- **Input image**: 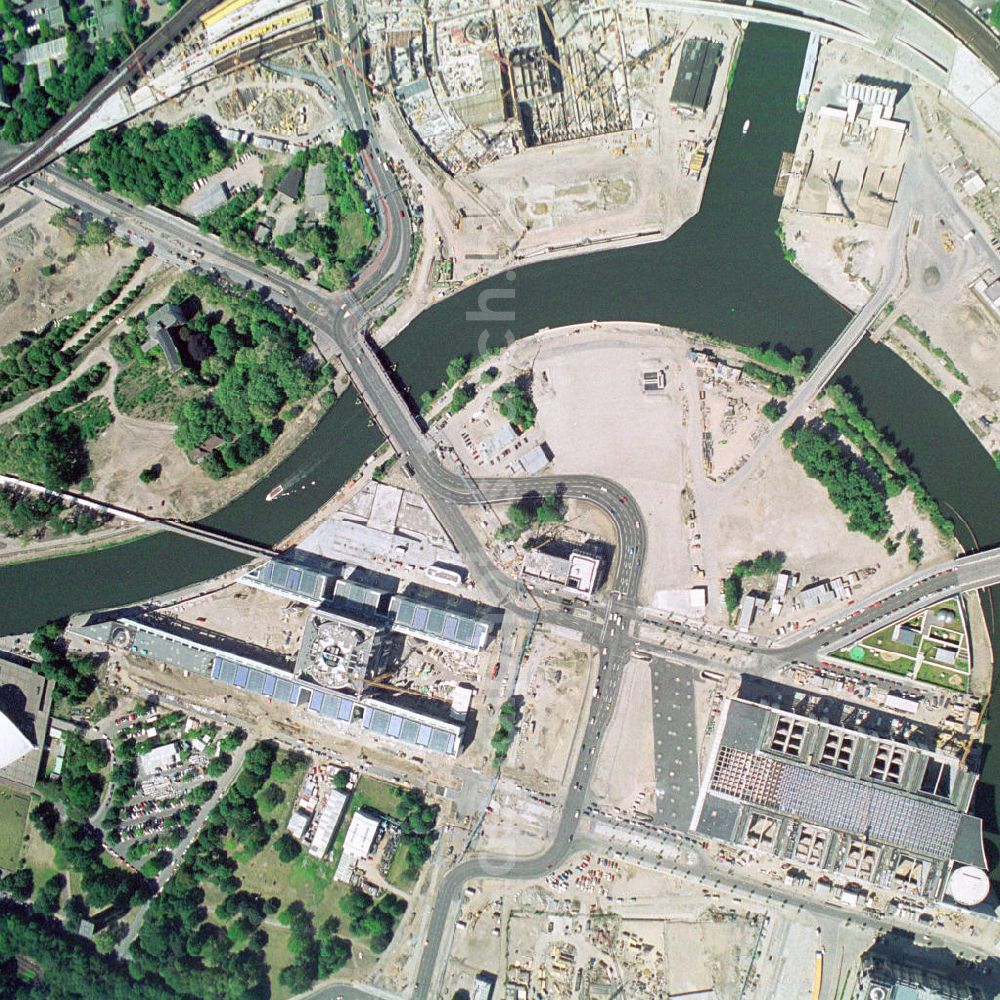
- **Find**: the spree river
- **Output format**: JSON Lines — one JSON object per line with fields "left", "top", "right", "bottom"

{"left": 4, "top": 25, "right": 1000, "bottom": 862}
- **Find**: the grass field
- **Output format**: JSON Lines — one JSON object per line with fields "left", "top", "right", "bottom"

{"left": 917, "top": 663, "right": 969, "bottom": 691}
{"left": 386, "top": 843, "right": 418, "bottom": 892}
{"left": 0, "top": 788, "right": 30, "bottom": 869}
{"left": 211, "top": 757, "right": 379, "bottom": 998}
{"left": 326, "top": 776, "right": 403, "bottom": 874}
{"left": 335, "top": 211, "right": 373, "bottom": 265}
{"left": 854, "top": 648, "right": 914, "bottom": 675}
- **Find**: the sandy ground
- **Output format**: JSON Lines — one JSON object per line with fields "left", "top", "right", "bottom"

{"left": 508, "top": 637, "right": 592, "bottom": 791}
{"left": 443, "top": 869, "right": 758, "bottom": 1000}
{"left": 505, "top": 326, "right": 693, "bottom": 599}
{"left": 0, "top": 191, "right": 140, "bottom": 341}
{"left": 590, "top": 659, "right": 657, "bottom": 816}
{"left": 442, "top": 323, "right": 954, "bottom": 624}
{"left": 370, "top": 17, "right": 742, "bottom": 347}
{"left": 710, "top": 437, "right": 955, "bottom": 618}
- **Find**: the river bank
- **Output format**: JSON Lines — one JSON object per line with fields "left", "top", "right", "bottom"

{"left": 3, "top": 22, "right": 1000, "bottom": 868}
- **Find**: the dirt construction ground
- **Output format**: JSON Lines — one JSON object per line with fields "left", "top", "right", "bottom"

{"left": 470, "top": 324, "right": 955, "bottom": 622}
{"left": 0, "top": 190, "right": 139, "bottom": 341}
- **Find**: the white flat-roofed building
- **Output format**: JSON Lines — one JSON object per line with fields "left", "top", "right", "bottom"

{"left": 138, "top": 742, "right": 179, "bottom": 778}
{"left": 450, "top": 685, "right": 474, "bottom": 720}
{"left": 308, "top": 789, "right": 348, "bottom": 858}
{"left": 0, "top": 712, "right": 33, "bottom": 771}
{"left": 287, "top": 805, "right": 313, "bottom": 841}
{"left": 334, "top": 808, "right": 382, "bottom": 881}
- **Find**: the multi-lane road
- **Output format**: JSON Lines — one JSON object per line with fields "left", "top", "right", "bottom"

{"left": 8, "top": 8, "right": 1000, "bottom": 997}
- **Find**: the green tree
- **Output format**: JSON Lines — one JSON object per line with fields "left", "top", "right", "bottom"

{"left": 260, "top": 783, "right": 286, "bottom": 811}
{"left": 275, "top": 833, "right": 301, "bottom": 863}
{"left": 449, "top": 384, "right": 474, "bottom": 414}
{"left": 445, "top": 355, "right": 470, "bottom": 386}
{"left": 492, "top": 379, "right": 537, "bottom": 428}
{"left": 341, "top": 128, "right": 361, "bottom": 155}
{"left": 0, "top": 868, "right": 33, "bottom": 901}
{"left": 33, "top": 873, "right": 66, "bottom": 916}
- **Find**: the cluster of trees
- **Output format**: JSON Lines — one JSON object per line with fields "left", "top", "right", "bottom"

{"left": 132, "top": 864, "right": 270, "bottom": 1000}
{"left": 67, "top": 119, "right": 231, "bottom": 206}
{"left": 761, "top": 399, "right": 786, "bottom": 422}
{"left": 276, "top": 901, "right": 352, "bottom": 992}
{"left": 29, "top": 621, "right": 99, "bottom": 704}
{"left": 417, "top": 349, "right": 502, "bottom": 414}
{"left": 33, "top": 872, "right": 66, "bottom": 916}
{"left": 0, "top": 485, "right": 108, "bottom": 540}
{"left": 498, "top": 491, "right": 563, "bottom": 542}
{"left": 277, "top": 136, "right": 376, "bottom": 290}
{"left": 782, "top": 423, "right": 892, "bottom": 540}
{"left": 131, "top": 745, "right": 304, "bottom": 998}
{"left": 493, "top": 378, "right": 537, "bottom": 429}
{"left": 491, "top": 700, "right": 521, "bottom": 763}
{"left": 822, "top": 384, "right": 953, "bottom": 538}
{"left": 0, "top": 867, "right": 33, "bottom": 900}
{"left": 0, "top": 0, "right": 148, "bottom": 144}
{"left": 161, "top": 277, "right": 322, "bottom": 479}
{"left": 743, "top": 361, "right": 794, "bottom": 397}
{"left": 723, "top": 551, "right": 785, "bottom": 615}
{"left": 210, "top": 740, "right": 278, "bottom": 856}
{"left": 201, "top": 188, "right": 305, "bottom": 277}
{"left": 718, "top": 340, "right": 808, "bottom": 378}
{"left": 339, "top": 886, "right": 407, "bottom": 953}
{"left": 0, "top": 900, "right": 182, "bottom": 1000}
{"left": 30, "top": 806, "right": 153, "bottom": 916}
{"left": 52, "top": 731, "right": 109, "bottom": 819}
{"left": 0, "top": 245, "right": 147, "bottom": 409}
{"left": 388, "top": 786, "right": 439, "bottom": 884}
{"left": 0, "top": 360, "right": 113, "bottom": 489}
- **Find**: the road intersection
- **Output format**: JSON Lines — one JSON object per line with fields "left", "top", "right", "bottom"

{"left": 7, "top": 14, "right": 1000, "bottom": 995}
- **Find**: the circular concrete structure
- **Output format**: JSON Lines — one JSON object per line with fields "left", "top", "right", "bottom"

{"left": 948, "top": 865, "right": 991, "bottom": 906}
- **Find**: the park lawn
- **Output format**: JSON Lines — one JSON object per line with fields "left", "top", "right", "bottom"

{"left": 863, "top": 632, "right": 921, "bottom": 658}
{"left": 386, "top": 842, "right": 418, "bottom": 892}
{"left": 19, "top": 802, "right": 58, "bottom": 886}
{"left": 335, "top": 211, "right": 373, "bottom": 264}
{"left": 841, "top": 648, "right": 914, "bottom": 676}
{"left": 917, "top": 663, "right": 969, "bottom": 691}
{"left": 0, "top": 788, "right": 30, "bottom": 869}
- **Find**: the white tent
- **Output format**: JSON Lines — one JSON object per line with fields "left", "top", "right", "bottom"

{"left": 0, "top": 711, "right": 33, "bottom": 770}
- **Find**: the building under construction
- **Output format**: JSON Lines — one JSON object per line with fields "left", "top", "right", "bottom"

{"left": 511, "top": 3, "right": 632, "bottom": 147}
{"left": 691, "top": 681, "right": 987, "bottom": 904}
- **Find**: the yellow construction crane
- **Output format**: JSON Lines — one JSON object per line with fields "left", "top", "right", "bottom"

{"left": 362, "top": 670, "right": 414, "bottom": 697}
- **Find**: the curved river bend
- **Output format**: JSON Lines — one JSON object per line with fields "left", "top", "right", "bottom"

{"left": 3, "top": 26, "right": 1000, "bottom": 863}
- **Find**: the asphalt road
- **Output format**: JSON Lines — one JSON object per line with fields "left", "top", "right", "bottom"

{"left": 15, "top": 12, "right": 1000, "bottom": 993}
